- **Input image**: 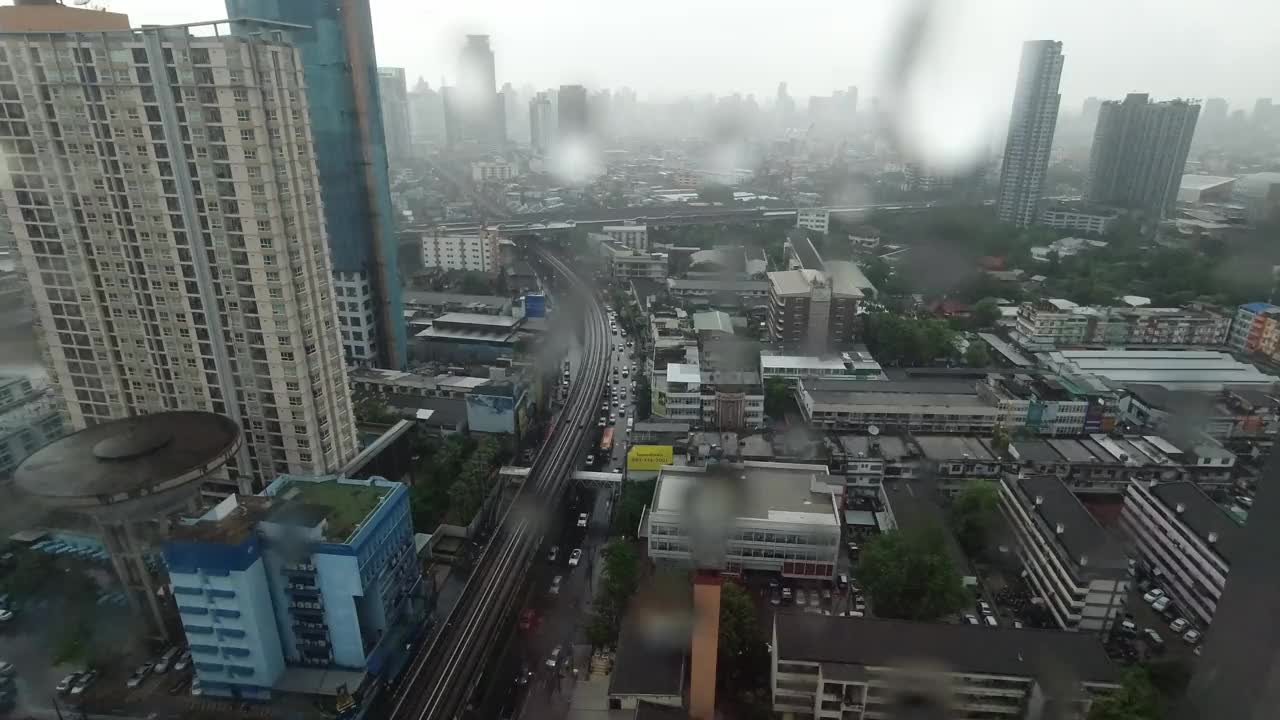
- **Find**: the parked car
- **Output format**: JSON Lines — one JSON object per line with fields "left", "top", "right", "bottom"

{"left": 1144, "top": 628, "right": 1164, "bottom": 648}
{"left": 190, "top": 677, "right": 202, "bottom": 696}
{"left": 549, "top": 575, "right": 563, "bottom": 595}
{"left": 978, "top": 600, "right": 993, "bottom": 616}
{"left": 56, "top": 672, "right": 82, "bottom": 696}
{"left": 155, "top": 646, "right": 181, "bottom": 674}
{"left": 769, "top": 590, "right": 781, "bottom": 606}
{"left": 1120, "top": 619, "right": 1138, "bottom": 636}
{"left": 984, "top": 615, "right": 998, "bottom": 627}
{"left": 795, "top": 589, "right": 807, "bottom": 607}
{"left": 837, "top": 574, "right": 849, "bottom": 589}
{"left": 577, "top": 513, "right": 589, "bottom": 528}
{"left": 173, "top": 649, "right": 192, "bottom": 672}
{"left": 547, "top": 546, "right": 559, "bottom": 563}
{"left": 0, "top": 609, "right": 13, "bottom": 622}
{"left": 808, "top": 592, "right": 820, "bottom": 609}
{"left": 781, "top": 587, "right": 793, "bottom": 604}
{"left": 1142, "top": 588, "right": 1165, "bottom": 604}
{"left": 569, "top": 549, "right": 583, "bottom": 567}
{"left": 126, "top": 662, "right": 154, "bottom": 689}
{"left": 1152, "top": 596, "right": 1172, "bottom": 613}
{"left": 1170, "top": 618, "right": 1189, "bottom": 634}
{"left": 167, "top": 675, "right": 191, "bottom": 695}
{"left": 546, "top": 645, "right": 562, "bottom": 668}
{"left": 0, "top": 662, "right": 12, "bottom": 677}
{"left": 964, "top": 614, "right": 980, "bottom": 625}
{"left": 70, "top": 671, "right": 97, "bottom": 697}
{"left": 1183, "top": 629, "right": 1202, "bottom": 644}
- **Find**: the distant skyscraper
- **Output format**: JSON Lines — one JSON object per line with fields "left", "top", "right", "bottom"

{"left": 226, "top": 0, "right": 406, "bottom": 369}
{"left": 0, "top": 16, "right": 359, "bottom": 494}
{"left": 1197, "top": 97, "right": 1229, "bottom": 143}
{"left": 407, "top": 77, "right": 445, "bottom": 146}
{"left": 1179, "top": 452, "right": 1280, "bottom": 720}
{"left": 529, "top": 92, "right": 556, "bottom": 153}
{"left": 776, "top": 81, "right": 795, "bottom": 129}
{"left": 1086, "top": 94, "right": 1199, "bottom": 218}
{"left": 377, "top": 67, "right": 411, "bottom": 165}
{"left": 448, "top": 34, "right": 503, "bottom": 146}
{"left": 1081, "top": 96, "right": 1102, "bottom": 127}
{"left": 557, "top": 84, "right": 589, "bottom": 141}
{"left": 996, "top": 40, "right": 1064, "bottom": 227}
{"left": 501, "top": 82, "right": 527, "bottom": 144}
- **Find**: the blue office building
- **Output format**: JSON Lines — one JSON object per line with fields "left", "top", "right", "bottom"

{"left": 163, "top": 475, "right": 423, "bottom": 700}
{"left": 226, "top": 0, "right": 406, "bottom": 369}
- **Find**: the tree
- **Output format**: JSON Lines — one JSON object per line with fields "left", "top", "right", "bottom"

{"left": 697, "top": 184, "right": 736, "bottom": 205}
{"left": 1089, "top": 668, "right": 1164, "bottom": 720}
{"left": 763, "top": 377, "right": 790, "bottom": 420}
{"left": 614, "top": 479, "right": 657, "bottom": 538}
{"left": 718, "top": 582, "right": 770, "bottom": 694}
{"left": 964, "top": 342, "right": 991, "bottom": 368}
{"left": 635, "top": 375, "right": 652, "bottom": 420}
{"left": 971, "top": 298, "right": 1001, "bottom": 328}
{"left": 861, "top": 256, "right": 892, "bottom": 289}
{"left": 601, "top": 540, "right": 640, "bottom": 605}
{"left": 354, "top": 395, "right": 398, "bottom": 425}
{"left": 857, "top": 527, "right": 968, "bottom": 620}
{"left": 950, "top": 481, "right": 1001, "bottom": 557}
{"left": 990, "top": 424, "right": 1011, "bottom": 454}
{"left": 457, "top": 271, "right": 493, "bottom": 295}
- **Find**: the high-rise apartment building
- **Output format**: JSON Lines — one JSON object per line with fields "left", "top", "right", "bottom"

{"left": 376, "top": 66, "right": 410, "bottom": 165}
{"left": 0, "top": 17, "right": 358, "bottom": 494}
{"left": 996, "top": 40, "right": 1064, "bottom": 227}
{"left": 557, "top": 84, "right": 589, "bottom": 141}
{"left": 529, "top": 91, "right": 555, "bottom": 153}
{"left": 1086, "top": 93, "right": 1199, "bottom": 218}
{"left": 445, "top": 34, "right": 503, "bottom": 146}
{"left": 226, "top": 0, "right": 406, "bottom": 370}
{"left": 406, "top": 76, "right": 444, "bottom": 147}
{"left": 1197, "top": 97, "right": 1228, "bottom": 144}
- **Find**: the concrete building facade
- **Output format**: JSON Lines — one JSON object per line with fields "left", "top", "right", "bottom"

{"left": 375, "top": 66, "right": 410, "bottom": 166}
{"left": 0, "top": 18, "right": 358, "bottom": 493}
{"left": 996, "top": 40, "right": 1064, "bottom": 227}
{"left": 1086, "top": 93, "right": 1199, "bottom": 218}
{"left": 420, "top": 230, "right": 501, "bottom": 273}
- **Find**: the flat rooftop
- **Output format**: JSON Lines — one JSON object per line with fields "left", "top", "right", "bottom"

{"left": 775, "top": 614, "right": 1120, "bottom": 684}
{"left": 652, "top": 461, "right": 838, "bottom": 525}
{"left": 1042, "top": 349, "right": 1276, "bottom": 390}
{"left": 914, "top": 435, "right": 996, "bottom": 462}
{"left": 269, "top": 478, "right": 392, "bottom": 543}
{"left": 1007, "top": 474, "right": 1127, "bottom": 576}
{"left": 1148, "top": 481, "right": 1242, "bottom": 563}
{"left": 431, "top": 312, "right": 521, "bottom": 328}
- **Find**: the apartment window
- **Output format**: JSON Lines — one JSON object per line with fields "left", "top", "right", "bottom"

{"left": 236, "top": 109, "right": 250, "bottom": 122}
{"left": 233, "top": 89, "right": 248, "bottom": 102}
{"left": 240, "top": 129, "right": 254, "bottom": 142}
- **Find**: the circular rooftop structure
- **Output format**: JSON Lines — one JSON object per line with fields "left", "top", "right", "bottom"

{"left": 15, "top": 411, "right": 241, "bottom": 517}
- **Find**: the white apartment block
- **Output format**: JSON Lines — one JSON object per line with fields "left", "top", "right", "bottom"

{"left": 999, "top": 474, "right": 1129, "bottom": 633}
{"left": 1011, "top": 299, "right": 1230, "bottom": 351}
{"left": 333, "top": 271, "right": 376, "bottom": 366}
{"left": 470, "top": 160, "right": 515, "bottom": 183}
{"left": 647, "top": 462, "right": 842, "bottom": 581}
{"left": 1038, "top": 204, "right": 1118, "bottom": 235}
{"left": 421, "top": 230, "right": 500, "bottom": 273}
{"left": 796, "top": 208, "right": 830, "bottom": 234}
{"left": 650, "top": 362, "right": 764, "bottom": 430}
{"left": 1120, "top": 481, "right": 1237, "bottom": 628}
{"left": 602, "top": 224, "right": 648, "bottom": 251}
{"left": 0, "top": 21, "right": 358, "bottom": 494}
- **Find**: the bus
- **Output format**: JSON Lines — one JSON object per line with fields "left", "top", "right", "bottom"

{"left": 600, "top": 427, "right": 614, "bottom": 454}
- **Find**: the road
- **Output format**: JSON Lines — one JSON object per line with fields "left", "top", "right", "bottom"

{"left": 385, "top": 248, "right": 610, "bottom": 720}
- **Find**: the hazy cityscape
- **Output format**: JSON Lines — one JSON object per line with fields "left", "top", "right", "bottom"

{"left": 0, "top": 1, "right": 1276, "bottom": 720}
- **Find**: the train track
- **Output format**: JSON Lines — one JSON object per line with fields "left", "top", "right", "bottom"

{"left": 386, "top": 248, "right": 609, "bottom": 720}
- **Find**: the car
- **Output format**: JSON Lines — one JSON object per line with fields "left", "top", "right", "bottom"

{"left": 597, "top": 419, "right": 606, "bottom": 427}
{"left": 984, "top": 615, "right": 998, "bottom": 627}
{"left": 1236, "top": 495, "right": 1255, "bottom": 508}
{"left": 190, "top": 677, "right": 202, "bottom": 696}
{"left": 515, "top": 665, "right": 532, "bottom": 686}
{"left": 1144, "top": 628, "right": 1164, "bottom": 648}
{"left": 1193, "top": 644, "right": 1203, "bottom": 656}
{"left": 845, "top": 610, "right": 865, "bottom": 618}
{"left": 1183, "top": 629, "right": 1202, "bottom": 644}
{"left": 795, "top": 589, "right": 806, "bottom": 606}
{"left": 808, "top": 592, "right": 820, "bottom": 609}
{"left": 769, "top": 591, "right": 781, "bottom": 606}
{"left": 847, "top": 542, "right": 860, "bottom": 555}
{"left": 569, "top": 549, "right": 583, "bottom": 567}
{"left": 781, "top": 587, "right": 793, "bottom": 603}
{"left": 0, "top": 609, "right": 13, "bottom": 622}
{"left": 586, "top": 454, "right": 595, "bottom": 466}
{"left": 578, "top": 512, "right": 589, "bottom": 527}
{"left": 0, "top": 662, "right": 12, "bottom": 678}
{"left": 167, "top": 675, "right": 191, "bottom": 696}
{"left": 70, "top": 671, "right": 97, "bottom": 697}
{"left": 547, "top": 645, "right": 563, "bottom": 668}
{"left": 547, "top": 546, "right": 559, "bottom": 563}
{"left": 617, "top": 408, "right": 626, "bottom": 417}
{"left": 978, "top": 600, "right": 993, "bottom": 616}
{"left": 964, "top": 614, "right": 980, "bottom": 625}
{"left": 57, "top": 672, "right": 82, "bottom": 695}
{"left": 1152, "top": 596, "right": 1172, "bottom": 613}
{"left": 1120, "top": 619, "right": 1138, "bottom": 636}
{"left": 155, "top": 646, "right": 181, "bottom": 674}
{"left": 126, "top": 662, "right": 154, "bottom": 689}
{"left": 1170, "top": 618, "right": 1189, "bottom": 634}
{"left": 549, "top": 575, "right": 563, "bottom": 595}
{"left": 837, "top": 574, "right": 849, "bottom": 589}
{"left": 1013, "top": 621, "right": 1024, "bottom": 629}
{"left": 1143, "top": 588, "right": 1165, "bottom": 604}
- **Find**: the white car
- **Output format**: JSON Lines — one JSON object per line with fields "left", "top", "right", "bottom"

{"left": 964, "top": 614, "right": 979, "bottom": 625}
{"left": 0, "top": 609, "right": 13, "bottom": 622}
{"left": 190, "top": 677, "right": 202, "bottom": 696}
{"left": 546, "top": 645, "right": 562, "bottom": 668}
{"left": 577, "top": 513, "right": 589, "bottom": 528}
{"left": 549, "top": 575, "right": 562, "bottom": 595}
{"left": 155, "top": 646, "right": 181, "bottom": 674}
{"left": 173, "top": 650, "right": 191, "bottom": 672}
{"left": 126, "top": 662, "right": 154, "bottom": 689}
{"left": 1152, "top": 596, "right": 1172, "bottom": 613}
{"left": 0, "top": 662, "right": 12, "bottom": 677}
{"left": 70, "top": 670, "right": 97, "bottom": 696}
{"left": 1183, "top": 629, "right": 1202, "bottom": 644}
{"left": 1142, "top": 588, "right": 1165, "bottom": 604}
{"left": 569, "top": 549, "right": 583, "bottom": 567}
{"left": 1170, "top": 618, "right": 1189, "bottom": 634}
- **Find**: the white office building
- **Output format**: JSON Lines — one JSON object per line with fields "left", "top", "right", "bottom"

{"left": 602, "top": 224, "right": 648, "bottom": 251}
{"left": 470, "top": 160, "right": 516, "bottom": 183}
{"left": 647, "top": 461, "right": 842, "bottom": 581}
{"left": 759, "top": 350, "right": 885, "bottom": 383}
{"left": 0, "top": 19, "right": 358, "bottom": 494}
{"left": 1038, "top": 203, "right": 1119, "bottom": 235}
{"left": 421, "top": 230, "right": 501, "bottom": 273}
{"left": 1120, "top": 480, "right": 1238, "bottom": 628}
{"left": 999, "top": 474, "right": 1129, "bottom": 633}
{"left": 796, "top": 208, "right": 830, "bottom": 234}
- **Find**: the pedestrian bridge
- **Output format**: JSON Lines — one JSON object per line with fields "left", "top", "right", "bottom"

{"left": 500, "top": 466, "right": 623, "bottom": 489}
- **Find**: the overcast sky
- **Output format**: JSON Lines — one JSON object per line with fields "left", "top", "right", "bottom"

{"left": 102, "top": 0, "right": 1277, "bottom": 111}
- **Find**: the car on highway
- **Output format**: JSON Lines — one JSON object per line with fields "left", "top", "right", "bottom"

{"left": 126, "top": 662, "right": 154, "bottom": 689}
{"left": 70, "top": 671, "right": 97, "bottom": 697}
{"left": 515, "top": 665, "right": 532, "bottom": 686}
{"left": 569, "top": 549, "right": 583, "bottom": 567}
{"left": 795, "top": 589, "right": 806, "bottom": 607}
{"left": 549, "top": 575, "right": 563, "bottom": 595}
{"left": 546, "top": 645, "right": 562, "bottom": 668}
{"left": 577, "top": 512, "right": 589, "bottom": 528}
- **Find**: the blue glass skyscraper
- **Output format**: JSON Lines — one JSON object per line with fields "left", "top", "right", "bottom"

{"left": 226, "top": 0, "right": 406, "bottom": 369}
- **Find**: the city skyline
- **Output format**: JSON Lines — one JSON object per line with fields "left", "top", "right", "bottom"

{"left": 101, "top": 0, "right": 1278, "bottom": 108}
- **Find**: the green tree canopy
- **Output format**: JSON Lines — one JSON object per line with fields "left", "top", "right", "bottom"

{"left": 718, "top": 581, "right": 770, "bottom": 696}
{"left": 763, "top": 377, "right": 791, "bottom": 420}
{"left": 861, "top": 313, "right": 959, "bottom": 367}
{"left": 950, "top": 480, "right": 1002, "bottom": 557}
{"left": 857, "top": 527, "right": 968, "bottom": 620}
{"left": 971, "top": 298, "right": 1002, "bottom": 328}
{"left": 964, "top": 342, "right": 992, "bottom": 368}
{"left": 1089, "top": 668, "right": 1164, "bottom": 720}
{"left": 614, "top": 479, "right": 657, "bottom": 538}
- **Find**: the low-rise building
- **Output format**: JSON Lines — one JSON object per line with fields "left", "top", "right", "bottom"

{"left": 646, "top": 461, "right": 842, "bottom": 581}
{"left": 998, "top": 474, "right": 1129, "bottom": 632}
{"left": 0, "top": 373, "right": 64, "bottom": 480}
{"left": 1119, "top": 384, "right": 1280, "bottom": 443}
{"left": 759, "top": 350, "right": 885, "bottom": 383}
{"left": 629, "top": 422, "right": 692, "bottom": 445}
{"left": 163, "top": 475, "right": 423, "bottom": 700}
{"left": 797, "top": 378, "right": 1002, "bottom": 434}
{"left": 796, "top": 208, "right": 830, "bottom": 234}
{"left": 420, "top": 229, "right": 501, "bottom": 273}
{"left": 1011, "top": 299, "right": 1231, "bottom": 351}
{"left": 771, "top": 614, "right": 1121, "bottom": 720}
{"left": 402, "top": 291, "right": 511, "bottom": 318}
{"left": 470, "top": 160, "right": 516, "bottom": 183}
{"left": 1039, "top": 349, "right": 1276, "bottom": 391}
{"left": 1008, "top": 433, "right": 1234, "bottom": 494}
{"left": 976, "top": 373, "right": 1117, "bottom": 436}
{"left": 1120, "top": 480, "right": 1239, "bottom": 628}
{"left": 666, "top": 278, "right": 770, "bottom": 306}
{"left": 603, "top": 223, "right": 649, "bottom": 251}
{"left": 412, "top": 312, "right": 525, "bottom": 363}
{"left": 1178, "top": 175, "right": 1236, "bottom": 206}
{"left": 1038, "top": 202, "right": 1120, "bottom": 235}
{"left": 1228, "top": 301, "right": 1280, "bottom": 355}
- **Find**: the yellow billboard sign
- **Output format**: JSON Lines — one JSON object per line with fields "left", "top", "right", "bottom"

{"left": 627, "top": 444, "right": 674, "bottom": 471}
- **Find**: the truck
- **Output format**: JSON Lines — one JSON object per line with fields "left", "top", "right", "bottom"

{"left": 600, "top": 427, "right": 614, "bottom": 454}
